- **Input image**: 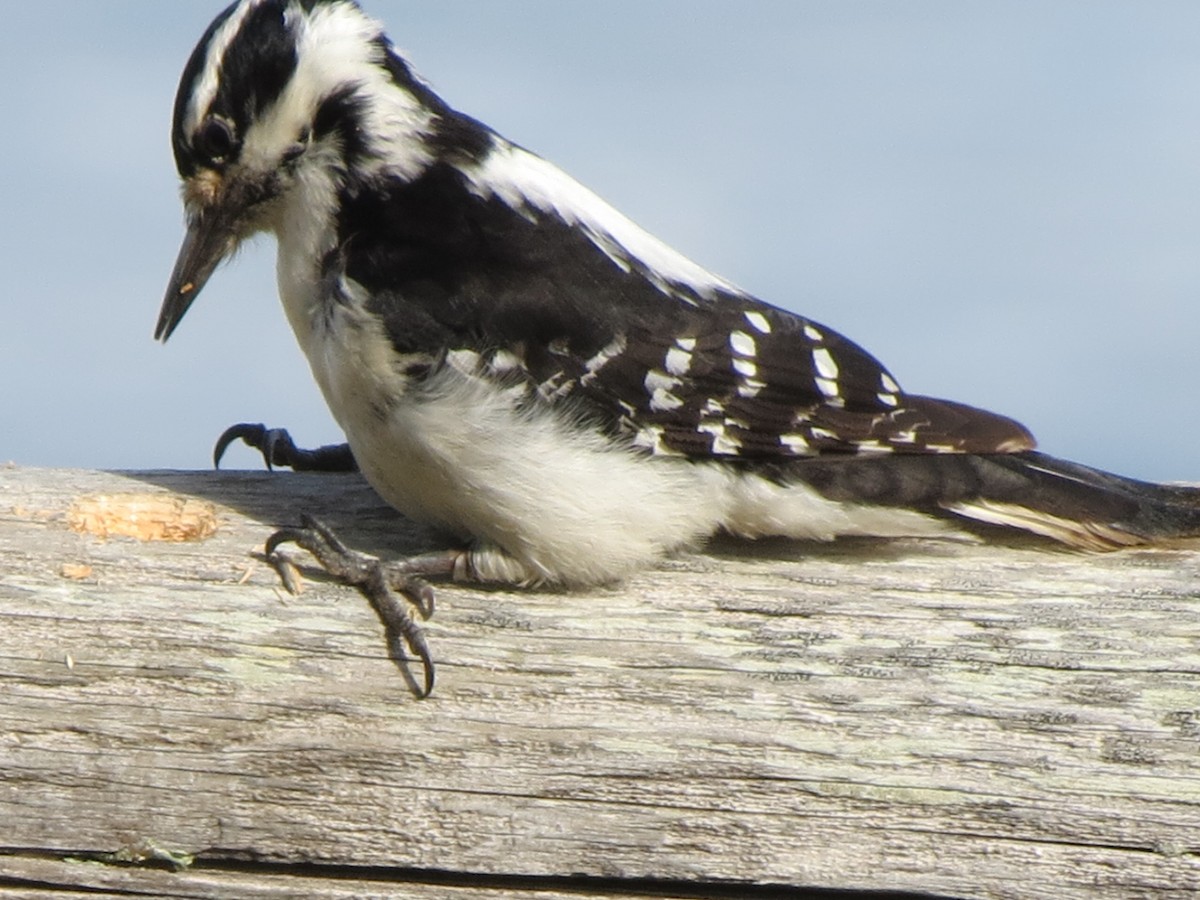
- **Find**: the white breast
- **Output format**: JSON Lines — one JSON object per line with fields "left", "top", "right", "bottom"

{"left": 327, "top": 329, "right": 734, "bottom": 583}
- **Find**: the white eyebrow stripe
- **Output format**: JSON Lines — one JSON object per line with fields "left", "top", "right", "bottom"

{"left": 185, "top": 0, "right": 264, "bottom": 136}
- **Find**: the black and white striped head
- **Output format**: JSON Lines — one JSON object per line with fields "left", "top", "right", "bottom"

{"left": 157, "top": 0, "right": 443, "bottom": 341}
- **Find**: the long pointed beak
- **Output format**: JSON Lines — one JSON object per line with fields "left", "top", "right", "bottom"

{"left": 156, "top": 205, "right": 238, "bottom": 342}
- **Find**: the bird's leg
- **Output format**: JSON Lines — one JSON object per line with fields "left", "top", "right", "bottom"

{"left": 266, "top": 514, "right": 460, "bottom": 698}
{"left": 214, "top": 423, "right": 358, "bottom": 472}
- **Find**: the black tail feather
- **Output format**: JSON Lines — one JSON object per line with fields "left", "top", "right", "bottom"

{"left": 784, "top": 450, "right": 1200, "bottom": 550}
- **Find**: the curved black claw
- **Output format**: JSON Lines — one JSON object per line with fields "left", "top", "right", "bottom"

{"left": 215, "top": 423, "right": 289, "bottom": 471}
{"left": 214, "top": 423, "right": 357, "bottom": 472}
{"left": 266, "top": 514, "right": 457, "bottom": 698}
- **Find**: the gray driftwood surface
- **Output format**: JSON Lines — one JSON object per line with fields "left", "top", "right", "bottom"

{"left": 2, "top": 465, "right": 1200, "bottom": 899}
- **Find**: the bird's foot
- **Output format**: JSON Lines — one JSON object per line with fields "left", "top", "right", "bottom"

{"left": 214, "top": 423, "right": 358, "bottom": 472}
{"left": 266, "top": 515, "right": 459, "bottom": 698}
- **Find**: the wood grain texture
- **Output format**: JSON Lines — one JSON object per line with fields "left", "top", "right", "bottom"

{"left": 2, "top": 464, "right": 1200, "bottom": 899}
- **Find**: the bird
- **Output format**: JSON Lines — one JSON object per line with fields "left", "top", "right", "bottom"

{"left": 159, "top": 0, "right": 1200, "bottom": 695}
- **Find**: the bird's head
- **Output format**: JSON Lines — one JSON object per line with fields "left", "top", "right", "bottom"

{"left": 156, "top": 0, "right": 440, "bottom": 341}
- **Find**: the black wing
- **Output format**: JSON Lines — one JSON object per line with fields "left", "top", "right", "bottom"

{"left": 334, "top": 154, "right": 1034, "bottom": 461}
{"left": 532, "top": 291, "right": 1037, "bottom": 460}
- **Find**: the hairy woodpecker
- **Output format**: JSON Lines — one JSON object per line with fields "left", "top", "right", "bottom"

{"left": 159, "top": 0, "right": 1200, "bottom": 694}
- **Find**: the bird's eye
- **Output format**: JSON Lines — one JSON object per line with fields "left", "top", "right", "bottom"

{"left": 194, "top": 117, "right": 237, "bottom": 165}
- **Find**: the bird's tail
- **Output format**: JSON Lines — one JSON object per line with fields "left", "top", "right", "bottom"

{"left": 788, "top": 450, "right": 1200, "bottom": 551}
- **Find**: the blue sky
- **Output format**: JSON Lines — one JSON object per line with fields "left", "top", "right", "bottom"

{"left": 3, "top": 2, "right": 1200, "bottom": 481}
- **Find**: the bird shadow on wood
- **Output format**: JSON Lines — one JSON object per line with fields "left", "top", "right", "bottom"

{"left": 118, "top": 469, "right": 443, "bottom": 559}
{"left": 119, "top": 469, "right": 1073, "bottom": 575}
{"left": 116, "top": 470, "right": 590, "bottom": 606}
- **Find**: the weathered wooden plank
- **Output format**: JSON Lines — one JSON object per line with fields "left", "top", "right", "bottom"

{"left": 2, "top": 465, "right": 1200, "bottom": 898}
{"left": 0, "top": 854, "right": 645, "bottom": 900}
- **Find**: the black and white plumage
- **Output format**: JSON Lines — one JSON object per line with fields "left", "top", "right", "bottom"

{"left": 159, "top": 1, "right": 1200, "bottom": 684}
